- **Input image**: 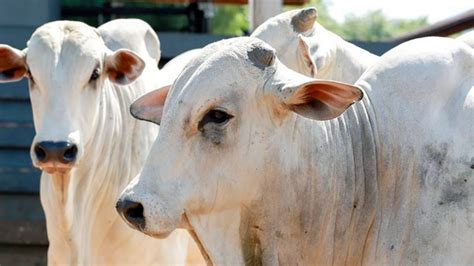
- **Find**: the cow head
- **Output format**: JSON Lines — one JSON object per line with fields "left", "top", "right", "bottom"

{"left": 252, "top": 7, "right": 335, "bottom": 79}
{"left": 0, "top": 21, "right": 144, "bottom": 174}
{"left": 116, "top": 37, "right": 362, "bottom": 239}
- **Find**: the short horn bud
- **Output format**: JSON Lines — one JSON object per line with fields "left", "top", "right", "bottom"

{"left": 247, "top": 42, "right": 276, "bottom": 70}
{"left": 291, "top": 7, "right": 318, "bottom": 33}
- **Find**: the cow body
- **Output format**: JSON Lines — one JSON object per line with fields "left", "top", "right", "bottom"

{"left": 118, "top": 36, "right": 473, "bottom": 265}
{"left": 457, "top": 30, "right": 474, "bottom": 48}
{"left": 252, "top": 7, "right": 379, "bottom": 83}
{"left": 160, "top": 49, "right": 202, "bottom": 87}
{"left": 355, "top": 37, "right": 473, "bottom": 264}
{"left": 0, "top": 20, "right": 198, "bottom": 265}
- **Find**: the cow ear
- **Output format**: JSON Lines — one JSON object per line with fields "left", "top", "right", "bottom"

{"left": 298, "top": 35, "right": 316, "bottom": 76}
{"left": 278, "top": 79, "right": 363, "bottom": 120}
{"left": 105, "top": 49, "right": 145, "bottom": 85}
{"left": 0, "top": 45, "right": 27, "bottom": 83}
{"left": 130, "top": 85, "right": 171, "bottom": 125}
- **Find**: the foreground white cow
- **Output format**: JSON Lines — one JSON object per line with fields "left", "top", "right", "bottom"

{"left": 252, "top": 7, "right": 379, "bottom": 83}
{"left": 456, "top": 30, "right": 474, "bottom": 48}
{"left": 118, "top": 36, "right": 474, "bottom": 264}
{"left": 0, "top": 20, "right": 200, "bottom": 264}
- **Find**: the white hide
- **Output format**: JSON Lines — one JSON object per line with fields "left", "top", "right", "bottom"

{"left": 0, "top": 20, "right": 200, "bottom": 265}
{"left": 98, "top": 18, "right": 163, "bottom": 91}
{"left": 252, "top": 7, "right": 379, "bottom": 83}
{"left": 120, "top": 36, "right": 474, "bottom": 264}
{"left": 160, "top": 49, "right": 202, "bottom": 86}
{"left": 456, "top": 30, "right": 474, "bottom": 48}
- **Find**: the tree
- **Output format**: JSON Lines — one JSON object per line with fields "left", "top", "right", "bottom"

{"left": 210, "top": 0, "right": 428, "bottom": 41}
{"left": 211, "top": 5, "right": 249, "bottom": 36}
{"left": 340, "top": 10, "right": 428, "bottom": 41}
{"left": 302, "top": 0, "right": 341, "bottom": 35}
{"left": 303, "top": 0, "right": 428, "bottom": 41}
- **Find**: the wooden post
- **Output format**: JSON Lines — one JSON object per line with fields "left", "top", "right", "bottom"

{"left": 248, "top": 0, "right": 283, "bottom": 32}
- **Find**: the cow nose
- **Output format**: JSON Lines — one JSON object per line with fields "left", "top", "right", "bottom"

{"left": 116, "top": 199, "right": 145, "bottom": 230}
{"left": 34, "top": 141, "right": 78, "bottom": 164}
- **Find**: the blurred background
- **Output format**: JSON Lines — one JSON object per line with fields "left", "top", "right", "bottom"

{"left": 0, "top": 0, "right": 472, "bottom": 264}
{"left": 58, "top": 0, "right": 473, "bottom": 38}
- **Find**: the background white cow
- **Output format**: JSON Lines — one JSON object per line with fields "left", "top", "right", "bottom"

{"left": 118, "top": 36, "right": 473, "bottom": 264}
{"left": 252, "top": 7, "right": 379, "bottom": 83}
{"left": 159, "top": 49, "right": 202, "bottom": 87}
{"left": 456, "top": 30, "right": 474, "bottom": 48}
{"left": 0, "top": 19, "right": 202, "bottom": 264}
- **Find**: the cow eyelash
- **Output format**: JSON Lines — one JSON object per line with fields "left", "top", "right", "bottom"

{"left": 90, "top": 68, "right": 101, "bottom": 82}
{"left": 198, "top": 109, "right": 234, "bottom": 131}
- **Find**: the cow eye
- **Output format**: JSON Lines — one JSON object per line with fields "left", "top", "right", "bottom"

{"left": 198, "top": 109, "right": 233, "bottom": 131}
{"left": 90, "top": 68, "right": 100, "bottom": 81}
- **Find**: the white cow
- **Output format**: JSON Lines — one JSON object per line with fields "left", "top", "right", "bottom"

{"left": 118, "top": 36, "right": 474, "bottom": 264}
{"left": 160, "top": 49, "right": 202, "bottom": 87}
{"left": 252, "top": 7, "right": 379, "bottom": 83}
{"left": 456, "top": 30, "right": 474, "bottom": 48}
{"left": 0, "top": 19, "right": 202, "bottom": 265}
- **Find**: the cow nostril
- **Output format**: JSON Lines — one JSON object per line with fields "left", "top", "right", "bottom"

{"left": 63, "top": 145, "right": 78, "bottom": 162}
{"left": 34, "top": 144, "right": 47, "bottom": 162}
{"left": 116, "top": 199, "right": 145, "bottom": 230}
{"left": 126, "top": 203, "right": 144, "bottom": 220}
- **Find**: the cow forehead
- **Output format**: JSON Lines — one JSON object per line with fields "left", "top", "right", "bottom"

{"left": 27, "top": 21, "right": 104, "bottom": 65}
{"left": 25, "top": 21, "right": 105, "bottom": 86}
{"left": 166, "top": 57, "right": 255, "bottom": 120}
{"left": 169, "top": 38, "right": 267, "bottom": 102}
{"left": 161, "top": 38, "right": 271, "bottom": 127}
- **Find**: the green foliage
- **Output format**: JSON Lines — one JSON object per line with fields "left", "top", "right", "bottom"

{"left": 389, "top": 16, "right": 429, "bottom": 37}
{"left": 301, "top": 0, "right": 341, "bottom": 35}
{"left": 299, "top": 0, "right": 428, "bottom": 41}
{"left": 340, "top": 10, "right": 428, "bottom": 41}
{"left": 211, "top": 5, "right": 249, "bottom": 36}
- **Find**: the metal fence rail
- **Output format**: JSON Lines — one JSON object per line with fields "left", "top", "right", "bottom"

{"left": 391, "top": 9, "right": 474, "bottom": 43}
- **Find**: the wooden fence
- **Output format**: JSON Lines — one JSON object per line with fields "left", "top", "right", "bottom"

{"left": 0, "top": 1, "right": 57, "bottom": 264}
{"left": 0, "top": 74, "right": 47, "bottom": 265}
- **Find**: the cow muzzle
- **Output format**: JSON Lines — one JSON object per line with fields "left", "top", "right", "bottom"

{"left": 33, "top": 141, "right": 78, "bottom": 173}
{"left": 116, "top": 197, "right": 188, "bottom": 239}
{"left": 116, "top": 198, "right": 146, "bottom": 231}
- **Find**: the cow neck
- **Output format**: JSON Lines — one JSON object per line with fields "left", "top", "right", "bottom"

{"left": 321, "top": 94, "right": 380, "bottom": 264}
{"left": 50, "top": 79, "right": 156, "bottom": 262}
{"left": 50, "top": 171, "right": 71, "bottom": 206}
{"left": 239, "top": 95, "right": 380, "bottom": 264}
{"left": 47, "top": 170, "right": 75, "bottom": 255}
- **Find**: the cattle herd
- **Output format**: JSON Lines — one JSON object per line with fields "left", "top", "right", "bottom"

{"left": 0, "top": 6, "right": 473, "bottom": 266}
